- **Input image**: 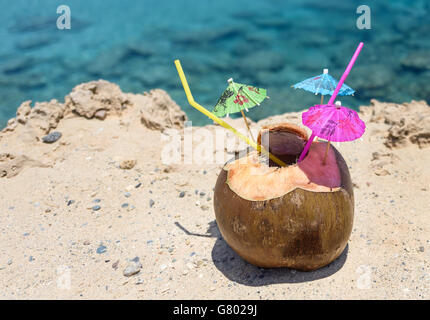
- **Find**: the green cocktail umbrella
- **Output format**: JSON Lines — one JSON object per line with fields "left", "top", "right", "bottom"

{"left": 212, "top": 78, "right": 268, "bottom": 141}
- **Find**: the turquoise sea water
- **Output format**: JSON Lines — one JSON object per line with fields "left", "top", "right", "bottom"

{"left": 0, "top": 0, "right": 429, "bottom": 127}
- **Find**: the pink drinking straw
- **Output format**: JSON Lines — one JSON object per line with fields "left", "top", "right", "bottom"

{"left": 297, "top": 42, "right": 364, "bottom": 163}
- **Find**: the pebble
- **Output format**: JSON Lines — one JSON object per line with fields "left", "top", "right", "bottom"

{"left": 120, "top": 159, "right": 136, "bottom": 170}
{"left": 135, "top": 182, "right": 142, "bottom": 188}
{"left": 94, "top": 109, "right": 107, "bottom": 120}
{"left": 179, "top": 191, "right": 186, "bottom": 198}
{"left": 83, "top": 240, "right": 91, "bottom": 245}
{"left": 93, "top": 199, "right": 101, "bottom": 203}
{"left": 123, "top": 261, "right": 142, "bottom": 277}
{"left": 136, "top": 278, "right": 144, "bottom": 285}
{"left": 126, "top": 185, "right": 134, "bottom": 192}
{"left": 199, "top": 191, "right": 206, "bottom": 197}
{"left": 42, "top": 131, "right": 62, "bottom": 144}
{"left": 121, "top": 203, "right": 129, "bottom": 208}
{"left": 92, "top": 205, "right": 101, "bottom": 211}
{"left": 7, "top": 259, "right": 12, "bottom": 265}
{"left": 124, "top": 192, "right": 131, "bottom": 198}
{"left": 149, "top": 199, "right": 155, "bottom": 207}
{"left": 97, "top": 245, "right": 107, "bottom": 254}
{"left": 419, "top": 246, "right": 425, "bottom": 252}
{"left": 67, "top": 200, "right": 75, "bottom": 206}
{"left": 112, "top": 260, "right": 119, "bottom": 270}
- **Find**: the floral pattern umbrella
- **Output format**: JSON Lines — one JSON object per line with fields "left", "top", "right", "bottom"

{"left": 213, "top": 78, "right": 268, "bottom": 141}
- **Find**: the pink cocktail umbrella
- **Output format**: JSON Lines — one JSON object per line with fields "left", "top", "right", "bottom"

{"left": 298, "top": 42, "right": 364, "bottom": 162}
{"left": 301, "top": 101, "right": 366, "bottom": 163}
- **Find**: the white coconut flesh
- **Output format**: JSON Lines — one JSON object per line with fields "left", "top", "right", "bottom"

{"left": 224, "top": 142, "right": 341, "bottom": 202}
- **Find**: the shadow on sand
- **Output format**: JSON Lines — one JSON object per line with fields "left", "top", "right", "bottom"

{"left": 175, "top": 220, "right": 348, "bottom": 286}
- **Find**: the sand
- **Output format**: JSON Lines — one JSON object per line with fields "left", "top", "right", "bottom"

{"left": 0, "top": 80, "right": 429, "bottom": 299}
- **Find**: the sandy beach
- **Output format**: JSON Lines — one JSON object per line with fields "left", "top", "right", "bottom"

{"left": 0, "top": 80, "right": 429, "bottom": 299}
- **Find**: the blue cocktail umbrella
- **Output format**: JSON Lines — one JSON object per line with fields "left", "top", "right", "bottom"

{"left": 292, "top": 69, "right": 355, "bottom": 104}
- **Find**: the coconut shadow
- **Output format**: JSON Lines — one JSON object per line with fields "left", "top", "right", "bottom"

{"left": 209, "top": 219, "right": 349, "bottom": 286}
{"left": 174, "top": 220, "right": 348, "bottom": 286}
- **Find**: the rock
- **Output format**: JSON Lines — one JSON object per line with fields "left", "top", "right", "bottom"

{"left": 120, "top": 159, "right": 136, "bottom": 170}
{"left": 83, "top": 240, "right": 90, "bottom": 245}
{"left": 15, "top": 101, "right": 31, "bottom": 124}
{"left": 139, "top": 89, "right": 187, "bottom": 131}
{"left": 112, "top": 260, "right": 119, "bottom": 270}
{"left": 96, "top": 245, "right": 107, "bottom": 254}
{"left": 123, "top": 261, "right": 142, "bottom": 277}
{"left": 366, "top": 100, "right": 430, "bottom": 149}
{"left": 42, "top": 131, "right": 62, "bottom": 144}
{"left": 0, "top": 153, "right": 49, "bottom": 178}
{"left": 3, "top": 99, "right": 66, "bottom": 135}
{"left": 121, "top": 203, "right": 129, "bottom": 208}
{"left": 29, "top": 100, "right": 67, "bottom": 134}
{"left": 124, "top": 192, "right": 131, "bottom": 198}
{"left": 94, "top": 110, "right": 107, "bottom": 120}
{"left": 65, "top": 80, "right": 130, "bottom": 119}
{"left": 149, "top": 199, "right": 155, "bottom": 208}
{"left": 374, "top": 169, "right": 390, "bottom": 176}
{"left": 179, "top": 191, "right": 185, "bottom": 198}
{"left": 92, "top": 205, "right": 101, "bottom": 211}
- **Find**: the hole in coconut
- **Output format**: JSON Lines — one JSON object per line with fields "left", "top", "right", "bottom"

{"left": 259, "top": 125, "right": 307, "bottom": 168}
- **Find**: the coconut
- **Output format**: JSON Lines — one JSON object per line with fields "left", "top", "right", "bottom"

{"left": 213, "top": 123, "right": 354, "bottom": 271}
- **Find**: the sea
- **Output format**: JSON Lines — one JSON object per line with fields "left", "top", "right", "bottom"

{"left": 0, "top": 0, "right": 429, "bottom": 127}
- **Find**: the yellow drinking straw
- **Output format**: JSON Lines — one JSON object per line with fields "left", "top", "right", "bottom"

{"left": 174, "top": 60, "right": 286, "bottom": 167}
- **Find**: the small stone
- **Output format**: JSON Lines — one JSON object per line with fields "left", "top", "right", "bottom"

{"left": 123, "top": 261, "right": 142, "bottom": 277}
{"left": 112, "top": 260, "right": 119, "bottom": 270}
{"left": 135, "top": 182, "right": 142, "bottom": 188}
{"left": 179, "top": 191, "right": 186, "bottom": 198}
{"left": 7, "top": 259, "right": 12, "bottom": 265}
{"left": 121, "top": 203, "right": 129, "bottom": 208}
{"left": 199, "top": 191, "right": 206, "bottom": 197}
{"left": 83, "top": 240, "right": 91, "bottom": 245}
{"left": 67, "top": 200, "right": 75, "bottom": 206}
{"left": 29, "top": 256, "right": 34, "bottom": 262}
{"left": 201, "top": 205, "right": 209, "bottom": 211}
{"left": 374, "top": 169, "right": 390, "bottom": 176}
{"left": 42, "top": 131, "right": 62, "bottom": 144}
{"left": 124, "top": 192, "right": 131, "bottom": 198}
{"left": 419, "top": 246, "right": 425, "bottom": 252}
{"left": 136, "top": 278, "right": 144, "bottom": 285}
{"left": 97, "top": 245, "right": 107, "bottom": 254}
{"left": 93, "top": 199, "right": 101, "bottom": 203}
{"left": 94, "top": 109, "right": 107, "bottom": 120}
{"left": 126, "top": 185, "right": 134, "bottom": 192}
{"left": 149, "top": 199, "right": 155, "bottom": 207}
{"left": 92, "top": 205, "right": 101, "bottom": 211}
{"left": 120, "top": 160, "right": 136, "bottom": 170}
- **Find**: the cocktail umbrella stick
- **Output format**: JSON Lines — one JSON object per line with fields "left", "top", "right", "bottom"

{"left": 322, "top": 101, "right": 341, "bottom": 165}
{"left": 174, "top": 60, "right": 287, "bottom": 167}
{"left": 240, "top": 109, "right": 255, "bottom": 141}
{"left": 322, "top": 141, "right": 330, "bottom": 165}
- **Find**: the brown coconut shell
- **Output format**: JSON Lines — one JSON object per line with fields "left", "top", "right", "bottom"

{"left": 213, "top": 123, "right": 354, "bottom": 271}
